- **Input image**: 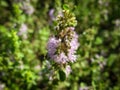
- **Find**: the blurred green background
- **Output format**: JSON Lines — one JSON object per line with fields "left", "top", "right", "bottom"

{"left": 0, "top": 0, "right": 120, "bottom": 90}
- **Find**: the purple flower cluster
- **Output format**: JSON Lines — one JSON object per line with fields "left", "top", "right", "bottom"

{"left": 47, "top": 27, "right": 79, "bottom": 64}
{"left": 22, "top": 2, "right": 34, "bottom": 15}
{"left": 48, "top": 9, "right": 55, "bottom": 25}
{"left": 18, "top": 24, "right": 28, "bottom": 39}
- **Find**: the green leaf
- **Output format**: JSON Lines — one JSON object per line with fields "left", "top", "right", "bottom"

{"left": 58, "top": 70, "right": 66, "bottom": 81}
{"left": 63, "top": 4, "right": 69, "bottom": 10}
{"left": 95, "top": 37, "right": 103, "bottom": 45}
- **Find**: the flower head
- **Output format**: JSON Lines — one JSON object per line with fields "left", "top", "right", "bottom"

{"left": 22, "top": 2, "right": 34, "bottom": 15}
{"left": 47, "top": 37, "right": 60, "bottom": 60}
{"left": 18, "top": 24, "right": 28, "bottom": 35}
{"left": 47, "top": 31, "right": 79, "bottom": 64}
{"left": 47, "top": 10, "right": 79, "bottom": 64}
{"left": 18, "top": 24, "right": 28, "bottom": 39}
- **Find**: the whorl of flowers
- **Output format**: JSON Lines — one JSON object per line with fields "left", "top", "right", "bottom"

{"left": 21, "top": 1, "right": 34, "bottom": 15}
{"left": 47, "top": 10, "right": 79, "bottom": 64}
{"left": 18, "top": 23, "right": 28, "bottom": 39}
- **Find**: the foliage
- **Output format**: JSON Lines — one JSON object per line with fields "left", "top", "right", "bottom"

{"left": 0, "top": 0, "right": 120, "bottom": 90}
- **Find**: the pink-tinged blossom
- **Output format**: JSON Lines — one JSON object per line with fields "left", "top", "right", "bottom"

{"left": 68, "top": 27, "right": 75, "bottom": 31}
{"left": 49, "top": 9, "right": 55, "bottom": 21}
{"left": 47, "top": 10, "right": 79, "bottom": 64}
{"left": 53, "top": 52, "right": 68, "bottom": 64}
{"left": 47, "top": 37, "right": 60, "bottom": 60}
{"left": 67, "top": 32, "right": 79, "bottom": 62}
{"left": 68, "top": 52, "right": 77, "bottom": 63}
{"left": 48, "top": 9, "right": 55, "bottom": 25}
{"left": 47, "top": 37, "right": 68, "bottom": 64}
{"left": 65, "top": 65, "right": 72, "bottom": 77}
{"left": 22, "top": 3, "right": 34, "bottom": 15}
{"left": 70, "top": 32, "right": 79, "bottom": 50}
{"left": 47, "top": 32, "right": 79, "bottom": 64}
{"left": 18, "top": 24, "right": 28, "bottom": 35}
{"left": 18, "top": 24, "right": 28, "bottom": 39}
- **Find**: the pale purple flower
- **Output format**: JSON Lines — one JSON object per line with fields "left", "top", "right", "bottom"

{"left": 18, "top": 24, "right": 28, "bottom": 35}
{"left": 68, "top": 52, "right": 77, "bottom": 62}
{"left": 70, "top": 32, "right": 79, "bottom": 50}
{"left": 47, "top": 37, "right": 60, "bottom": 60}
{"left": 22, "top": 3, "right": 34, "bottom": 15}
{"left": 68, "top": 27, "right": 75, "bottom": 31}
{"left": 49, "top": 9, "right": 55, "bottom": 25}
{"left": 18, "top": 24, "right": 28, "bottom": 39}
{"left": 47, "top": 37, "right": 68, "bottom": 64}
{"left": 49, "top": 9, "right": 55, "bottom": 21}
{"left": 65, "top": 65, "right": 72, "bottom": 77}
{"left": 67, "top": 32, "right": 79, "bottom": 62}
{"left": 53, "top": 52, "right": 68, "bottom": 64}
{"left": 47, "top": 31, "right": 79, "bottom": 64}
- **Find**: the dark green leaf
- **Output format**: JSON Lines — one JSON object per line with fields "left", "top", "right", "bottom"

{"left": 58, "top": 70, "right": 66, "bottom": 81}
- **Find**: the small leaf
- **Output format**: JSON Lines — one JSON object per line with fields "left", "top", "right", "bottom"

{"left": 58, "top": 70, "right": 66, "bottom": 81}
{"left": 95, "top": 37, "right": 103, "bottom": 45}
{"left": 63, "top": 4, "right": 69, "bottom": 10}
